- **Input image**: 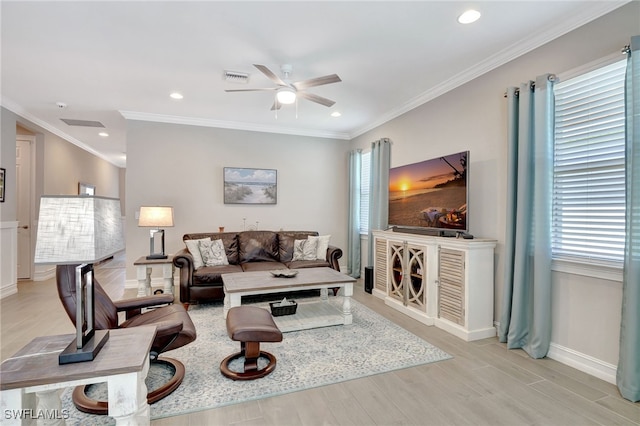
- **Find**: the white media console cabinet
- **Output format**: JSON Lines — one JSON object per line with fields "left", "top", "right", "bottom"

{"left": 372, "top": 229, "right": 496, "bottom": 341}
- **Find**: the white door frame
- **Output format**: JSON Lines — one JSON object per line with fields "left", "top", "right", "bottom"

{"left": 16, "top": 135, "right": 36, "bottom": 280}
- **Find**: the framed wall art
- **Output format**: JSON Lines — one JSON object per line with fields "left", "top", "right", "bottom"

{"left": 0, "top": 168, "right": 5, "bottom": 202}
{"left": 78, "top": 182, "right": 95, "bottom": 196}
{"left": 224, "top": 167, "right": 277, "bottom": 204}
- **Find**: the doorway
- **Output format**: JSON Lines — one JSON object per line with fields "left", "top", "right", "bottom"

{"left": 16, "top": 135, "right": 34, "bottom": 280}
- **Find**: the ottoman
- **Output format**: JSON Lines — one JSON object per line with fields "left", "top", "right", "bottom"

{"left": 220, "top": 306, "right": 283, "bottom": 380}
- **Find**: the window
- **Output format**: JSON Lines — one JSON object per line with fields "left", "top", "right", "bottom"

{"left": 360, "top": 151, "right": 371, "bottom": 235}
{"left": 552, "top": 59, "right": 626, "bottom": 264}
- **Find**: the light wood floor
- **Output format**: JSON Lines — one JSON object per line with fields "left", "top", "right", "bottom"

{"left": 2, "top": 254, "right": 638, "bottom": 426}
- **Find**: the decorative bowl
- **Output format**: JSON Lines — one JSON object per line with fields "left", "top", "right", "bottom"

{"left": 270, "top": 269, "right": 298, "bottom": 278}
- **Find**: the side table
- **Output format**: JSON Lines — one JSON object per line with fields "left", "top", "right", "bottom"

{"left": 0, "top": 326, "right": 156, "bottom": 426}
{"left": 134, "top": 255, "right": 175, "bottom": 297}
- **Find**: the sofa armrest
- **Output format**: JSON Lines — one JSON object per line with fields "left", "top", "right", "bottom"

{"left": 173, "top": 248, "right": 194, "bottom": 304}
{"left": 326, "top": 245, "right": 343, "bottom": 271}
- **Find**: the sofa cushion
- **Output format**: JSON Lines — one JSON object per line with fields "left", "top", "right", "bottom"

{"left": 193, "top": 264, "right": 243, "bottom": 286}
{"left": 286, "top": 259, "right": 331, "bottom": 269}
{"left": 308, "top": 235, "right": 331, "bottom": 260}
{"left": 238, "top": 231, "right": 279, "bottom": 263}
{"left": 185, "top": 237, "right": 210, "bottom": 270}
{"left": 199, "top": 239, "right": 229, "bottom": 266}
{"left": 278, "top": 231, "right": 319, "bottom": 262}
{"left": 184, "top": 232, "right": 239, "bottom": 265}
{"left": 241, "top": 262, "right": 288, "bottom": 272}
{"left": 293, "top": 238, "right": 318, "bottom": 261}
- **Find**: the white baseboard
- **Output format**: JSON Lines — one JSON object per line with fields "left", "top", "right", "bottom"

{"left": 547, "top": 342, "right": 617, "bottom": 385}
{"left": 494, "top": 320, "right": 617, "bottom": 384}
{"left": 33, "top": 266, "right": 55, "bottom": 282}
{"left": 1, "top": 283, "right": 18, "bottom": 299}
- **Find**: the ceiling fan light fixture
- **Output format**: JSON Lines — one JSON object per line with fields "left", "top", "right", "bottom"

{"left": 276, "top": 87, "right": 296, "bottom": 104}
{"left": 458, "top": 9, "right": 481, "bottom": 24}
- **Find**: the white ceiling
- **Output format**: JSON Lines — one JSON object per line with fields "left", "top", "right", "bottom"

{"left": 1, "top": 1, "right": 629, "bottom": 168}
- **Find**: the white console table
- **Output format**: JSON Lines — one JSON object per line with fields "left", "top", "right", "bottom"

{"left": 372, "top": 229, "right": 496, "bottom": 341}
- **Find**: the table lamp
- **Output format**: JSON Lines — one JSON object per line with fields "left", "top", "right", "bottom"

{"left": 34, "top": 195, "right": 124, "bottom": 364}
{"left": 138, "top": 206, "right": 174, "bottom": 259}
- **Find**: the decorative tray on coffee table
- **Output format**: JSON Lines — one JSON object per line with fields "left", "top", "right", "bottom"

{"left": 270, "top": 269, "right": 298, "bottom": 278}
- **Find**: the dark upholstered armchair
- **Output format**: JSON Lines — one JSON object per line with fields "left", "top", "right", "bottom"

{"left": 56, "top": 265, "right": 197, "bottom": 414}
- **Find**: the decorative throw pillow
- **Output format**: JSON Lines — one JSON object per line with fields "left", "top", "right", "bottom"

{"left": 292, "top": 238, "right": 319, "bottom": 261}
{"left": 185, "top": 237, "right": 210, "bottom": 270}
{"left": 308, "top": 235, "right": 331, "bottom": 260}
{"left": 199, "top": 239, "right": 229, "bottom": 267}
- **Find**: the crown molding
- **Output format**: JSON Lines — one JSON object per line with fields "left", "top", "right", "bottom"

{"left": 119, "top": 110, "right": 351, "bottom": 141}
{"left": 1, "top": 96, "right": 123, "bottom": 167}
{"left": 350, "top": 0, "right": 630, "bottom": 139}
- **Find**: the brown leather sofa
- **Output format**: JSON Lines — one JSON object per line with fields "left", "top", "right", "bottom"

{"left": 173, "top": 230, "right": 343, "bottom": 305}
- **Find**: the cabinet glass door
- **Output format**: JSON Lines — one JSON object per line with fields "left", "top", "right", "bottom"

{"left": 389, "top": 243, "right": 404, "bottom": 302}
{"left": 388, "top": 242, "right": 426, "bottom": 310}
{"left": 406, "top": 246, "right": 426, "bottom": 310}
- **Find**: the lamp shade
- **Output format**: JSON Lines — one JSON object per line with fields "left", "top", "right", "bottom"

{"left": 34, "top": 196, "right": 124, "bottom": 265}
{"left": 138, "top": 206, "right": 174, "bottom": 227}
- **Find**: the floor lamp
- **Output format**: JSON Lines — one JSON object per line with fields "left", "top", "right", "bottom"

{"left": 34, "top": 195, "right": 124, "bottom": 364}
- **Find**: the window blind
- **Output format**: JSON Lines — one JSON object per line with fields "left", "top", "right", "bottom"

{"left": 552, "top": 59, "right": 626, "bottom": 263}
{"left": 360, "top": 151, "right": 371, "bottom": 234}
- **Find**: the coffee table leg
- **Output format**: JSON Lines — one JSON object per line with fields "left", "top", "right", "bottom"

{"left": 342, "top": 282, "right": 353, "bottom": 325}
{"left": 223, "top": 294, "right": 230, "bottom": 319}
{"left": 320, "top": 287, "right": 328, "bottom": 301}
{"left": 223, "top": 294, "right": 242, "bottom": 319}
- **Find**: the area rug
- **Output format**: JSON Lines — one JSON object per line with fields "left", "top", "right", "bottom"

{"left": 61, "top": 297, "right": 452, "bottom": 424}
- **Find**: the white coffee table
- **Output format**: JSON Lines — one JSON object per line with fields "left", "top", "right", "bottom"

{"left": 222, "top": 268, "right": 356, "bottom": 332}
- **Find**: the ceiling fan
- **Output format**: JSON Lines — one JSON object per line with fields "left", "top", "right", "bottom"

{"left": 225, "top": 64, "right": 341, "bottom": 110}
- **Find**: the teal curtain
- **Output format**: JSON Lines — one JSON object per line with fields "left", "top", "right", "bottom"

{"left": 618, "top": 35, "right": 640, "bottom": 403}
{"left": 347, "top": 149, "right": 362, "bottom": 278}
{"left": 499, "top": 74, "right": 555, "bottom": 359}
{"left": 367, "top": 138, "right": 391, "bottom": 266}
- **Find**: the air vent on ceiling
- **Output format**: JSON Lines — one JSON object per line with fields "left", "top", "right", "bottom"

{"left": 60, "top": 119, "right": 105, "bottom": 128}
{"left": 223, "top": 70, "right": 249, "bottom": 84}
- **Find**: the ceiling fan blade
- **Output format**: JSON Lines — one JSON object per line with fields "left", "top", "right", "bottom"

{"left": 225, "top": 88, "right": 277, "bottom": 92}
{"left": 297, "top": 91, "right": 335, "bottom": 107}
{"left": 292, "top": 74, "right": 341, "bottom": 90}
{"left": 254, "top": 64, "right": 288, "bottom": 86}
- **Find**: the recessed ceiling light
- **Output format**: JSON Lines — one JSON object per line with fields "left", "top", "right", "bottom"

{"left": 458, "top": 9, "right": 481, "bottom": 24}
{"left": 98, "top": 132, "right": 109, "bottom": 137}
{"left": 331, "top": 111, "right": 341, "bottom": 117}
{"left": 170, "top": 92, "right": 184, "bottom": 100}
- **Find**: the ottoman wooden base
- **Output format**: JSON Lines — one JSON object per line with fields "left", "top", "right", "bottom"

{"left": 220, "top": 342, "right": 278, "bottom": 380}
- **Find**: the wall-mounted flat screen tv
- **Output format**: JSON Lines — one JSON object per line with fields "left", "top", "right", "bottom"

{"left": 388, "top": 151, "right": 468, "bottom": 232}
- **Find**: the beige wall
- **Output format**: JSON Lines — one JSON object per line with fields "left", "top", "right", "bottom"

{"left": 350, "top": 2, "right": 638, "bottom": 376}
{"left": 125, "top": 120, "right": 350, "bottom": 279}
{"left": 0, "top": 107, "right": 123, "bottom": 290}
{"left": 40, "top": 130, "right": 120, "bottom": 199}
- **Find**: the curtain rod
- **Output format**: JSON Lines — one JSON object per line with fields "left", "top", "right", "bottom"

{"left": 503, "top": 74, "right": 557, "bottom": 98}
{"left": 504, "top": 42, "right": 630, "bottom": 98}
